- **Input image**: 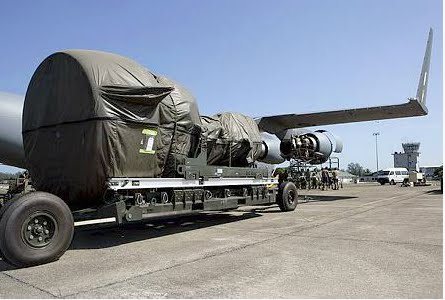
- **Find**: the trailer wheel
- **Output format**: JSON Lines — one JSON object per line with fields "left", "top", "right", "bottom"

{"left": 0, "top": 194, "right": 17, "bottom": 219}
{"left": 277, "top": 182, "right": 298, "bottom": 212}
{"left": 0, "top": 192, "right": 74, "bottom": 267}
{"left": 0, "top": 195, "right": 19, "bottom": 260}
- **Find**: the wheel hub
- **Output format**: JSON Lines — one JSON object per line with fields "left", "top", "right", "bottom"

{"left": 33, "top": 224, "right": 43, "bottom": 234}
{"left": 22, "top": 212, "right": 57, "bottom": 248}
{"left": 287, "top": 190, "right": 295, "bottom": 205}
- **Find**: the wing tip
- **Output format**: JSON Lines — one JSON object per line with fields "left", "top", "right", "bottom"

{"left": 415, "top": 28, "right": 433, "bottom": 106}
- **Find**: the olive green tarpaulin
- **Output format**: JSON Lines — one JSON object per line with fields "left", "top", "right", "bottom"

{"left": 23, "top": 50, "right": 264, "bottom": 208}
{"left": 23, "top": 50, "right": 201, "bottom": 208}
{"left": 201, "top": 112, "right": 263, "bottom": 166}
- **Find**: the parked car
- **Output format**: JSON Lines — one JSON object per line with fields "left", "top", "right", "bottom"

{"left": 377, "top": 168, "right": 409, "bottom": 185}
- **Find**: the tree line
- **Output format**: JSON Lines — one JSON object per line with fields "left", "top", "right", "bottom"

{"left": 346, "top": 162, "right": 373, "bottom": 177}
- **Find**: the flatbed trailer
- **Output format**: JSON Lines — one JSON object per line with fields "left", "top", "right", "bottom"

{"left": 0, "top": 153, "right": 298, "bottom": 268}
{"left": 73, "top": 176, "right": 281, "bottom": 226}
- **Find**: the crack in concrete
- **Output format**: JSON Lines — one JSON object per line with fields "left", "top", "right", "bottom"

{"left": 292, "top": 234, "right": 443, "bottom": 247}
{"left": 1, "top": 271, "right": 58, "bottom": 298}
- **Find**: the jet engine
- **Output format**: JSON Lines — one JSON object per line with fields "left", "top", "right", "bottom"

{"left": 258, "top": 132, "right": 285, "bottom": 164}
{"left": 258, "top": 129, "right": 342, "bottom": 165}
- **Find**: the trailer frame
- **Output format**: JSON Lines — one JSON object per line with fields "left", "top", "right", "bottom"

{"left": 0, "top": 145, "right": 298, "bottom": 268}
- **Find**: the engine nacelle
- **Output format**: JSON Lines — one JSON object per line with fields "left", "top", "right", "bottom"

{"left": 258, "top": 132, "right": 285, "bottom": 164}
{"left": 280, "top": 129, "right": 342, "bottom": 164}
{"left": 258, "top": 129, "right": 342, "bottom": 165}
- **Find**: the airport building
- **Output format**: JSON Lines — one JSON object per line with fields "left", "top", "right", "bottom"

{"left": 393, "top": 143, "right": 420, "bottom": 171}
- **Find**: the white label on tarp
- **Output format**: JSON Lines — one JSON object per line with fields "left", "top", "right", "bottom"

{"left": 146, "top": 136, "right": 154, "bottom": 152}
{"left": 139, "top": 129, "right": 157, "bottom": 154}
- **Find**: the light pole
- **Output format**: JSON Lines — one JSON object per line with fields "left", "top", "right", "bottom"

{"left": 373, "top": 132, "right": 380, "bottom": 173}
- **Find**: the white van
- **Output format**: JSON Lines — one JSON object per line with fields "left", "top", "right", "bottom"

{"left": 377, "top": 168, "right": 409, "bottom": 185}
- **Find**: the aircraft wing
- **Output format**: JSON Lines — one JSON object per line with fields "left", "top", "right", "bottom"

{"left": 256, "top": 98, "right": 428, "bottom": 134}
{"left": 256, "top": 28, "right": 433, "bottom": 134}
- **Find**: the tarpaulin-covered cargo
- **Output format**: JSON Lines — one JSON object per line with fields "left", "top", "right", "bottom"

{"left": 23, "top": 50, "right": 201, "bottom": 208}
{"left": 201, "top": 112, "right": 263, "bottom": 166}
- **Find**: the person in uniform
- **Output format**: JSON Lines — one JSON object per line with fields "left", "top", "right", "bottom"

{"left": 332, "top": 168, "right": 339, "bottom": 190}
{"left": 305, "top": 169, "right": 311, "bottom": 190}
{"left": 311, "top": 171, "right": 318, "bottom": 190}
{"left": 321, "top": 168, "right": 328, "bottom": 190}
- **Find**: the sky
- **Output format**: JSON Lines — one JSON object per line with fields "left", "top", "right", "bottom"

{"left": 0, "top": 0, "right": 442, "bottom": 173}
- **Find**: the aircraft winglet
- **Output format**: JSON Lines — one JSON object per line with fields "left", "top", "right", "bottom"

{"left": 415, "top": 28, "right": 433, "bottom": 106}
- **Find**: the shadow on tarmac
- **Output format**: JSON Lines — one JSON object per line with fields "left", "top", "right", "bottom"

{"left": 425, "top": 189, "right": 443, "bottom": 195}
{"left": 70, "top": 211, "right": 262, "bottom": 250}
{"left": 0, "top": 194, "right": 357, "bottom": 270}
{"left": 299, "top": 195, "right": 358, "bottom": 203}
{"left": 0, "top": 211, "right": 263, "bottom": 271}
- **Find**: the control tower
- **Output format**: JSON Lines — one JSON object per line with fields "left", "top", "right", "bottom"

{"left": 393, "top": 142, "right": 420, "bottom": 171}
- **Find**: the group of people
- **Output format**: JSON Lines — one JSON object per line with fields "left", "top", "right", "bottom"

{"left": 321, "top": 167, "right": 340, "bottom": 190}
{"left": 293, "top": 168, "right": 341, "bottom": 190}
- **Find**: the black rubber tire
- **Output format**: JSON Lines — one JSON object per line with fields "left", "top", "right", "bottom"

{"left": 277, "top": 182, "right": 298, "bottom": 212}
{"left": 379, "top": 181, "right": 385, "bottom": 185}
{"left": 390, "top": 179, "right": 395, "bottom": 185}
{"left": 0, "top": 192, "right": 74, "bottom": 268}
{"left": 0, "top": 195, "right": 17, "bottom": 220}
{"left": 0, "top": 196, "right": 17, "bottom": 262}
{"left": 0, "top": 194, "right": 25, "bottom": 262}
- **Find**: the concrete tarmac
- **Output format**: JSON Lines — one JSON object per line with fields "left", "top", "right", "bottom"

{"left": 0, "top": 184, "right": 442, "bottom": 298}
